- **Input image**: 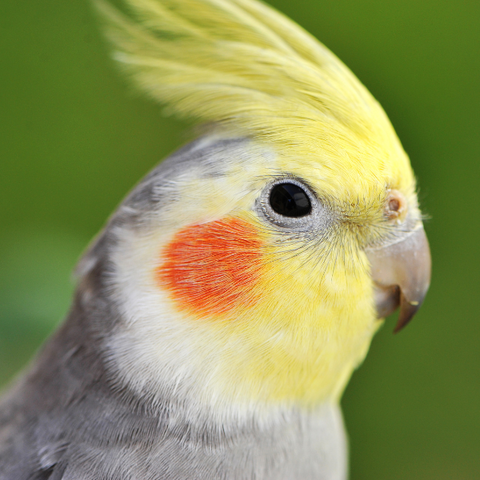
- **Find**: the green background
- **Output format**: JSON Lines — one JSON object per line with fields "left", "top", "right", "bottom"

{"left": 1, "top": 0, "right": 479, "bottom": 478}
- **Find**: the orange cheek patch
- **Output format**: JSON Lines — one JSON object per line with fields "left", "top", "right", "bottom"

{"left": 156, "top": 218, "right": 264, "bottom": 318}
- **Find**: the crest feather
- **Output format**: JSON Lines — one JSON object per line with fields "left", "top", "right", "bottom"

{"left": 96, "top": 0, "right": 406, "bottom": 174}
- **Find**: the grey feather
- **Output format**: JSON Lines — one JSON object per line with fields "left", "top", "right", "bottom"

{"left": 0, "top": 138, "right": 347, "bottom": 480}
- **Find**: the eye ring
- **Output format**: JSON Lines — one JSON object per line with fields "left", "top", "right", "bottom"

{"left": 258, "top": 177, "right": 326, "bottom": 231}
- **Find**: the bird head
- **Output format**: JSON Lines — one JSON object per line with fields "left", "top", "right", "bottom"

{"left": 85, "top": 0, "right": 430, "bottom": 415}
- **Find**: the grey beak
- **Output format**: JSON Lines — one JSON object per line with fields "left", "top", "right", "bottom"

{"left": 366, "top": 225, "right": 431, "bottom": 333}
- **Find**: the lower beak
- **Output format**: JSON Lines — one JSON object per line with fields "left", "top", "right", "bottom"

{"left": 366, "top": 225, "right": 431, "bottom": 333}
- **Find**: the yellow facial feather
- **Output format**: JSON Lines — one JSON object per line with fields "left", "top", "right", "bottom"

{"left": 208, "top": 213, "right": 379, "bottom": 406}
{"left": 147, "top": 158, "right": 382, "bottom": 406}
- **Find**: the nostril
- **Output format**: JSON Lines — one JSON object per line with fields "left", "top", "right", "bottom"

{"left": 389, "top": 198, "right": 400, "bottom": 212}
{"left": 385, "top": 189, "right": 407, "bottom": 221}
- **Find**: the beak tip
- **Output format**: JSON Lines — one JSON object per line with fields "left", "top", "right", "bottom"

{"left": 393, "top": 298, "right": 423, "bottom": 333}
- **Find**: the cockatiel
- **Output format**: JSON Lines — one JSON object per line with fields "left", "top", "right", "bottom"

{"left": 0, "top": 0, "right": 431, "bottom": 478}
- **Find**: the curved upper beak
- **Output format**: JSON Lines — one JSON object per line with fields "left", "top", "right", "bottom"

{"left": 366, "top": 225, "right": 431, "bottom": 333}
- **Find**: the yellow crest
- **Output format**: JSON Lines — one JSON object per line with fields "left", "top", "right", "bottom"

{"left": 96, "top": 0, "right": 414, "bottom": 200}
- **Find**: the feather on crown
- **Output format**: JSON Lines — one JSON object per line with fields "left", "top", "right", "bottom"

{"left": 96, "top": 0, "right": 407, "bottom": 174}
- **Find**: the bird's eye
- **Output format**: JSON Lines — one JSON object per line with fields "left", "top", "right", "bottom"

{"left": 269, "top": 183, "right": 312, "bottom": 217}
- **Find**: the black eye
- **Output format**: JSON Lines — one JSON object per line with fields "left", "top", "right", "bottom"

{"left": 269, "top": 183, "right": 312, "bottom": 218}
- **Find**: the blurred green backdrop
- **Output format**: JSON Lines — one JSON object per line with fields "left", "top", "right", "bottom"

{"left": 1, "top": 0, "right": 479, "bottom": 478}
